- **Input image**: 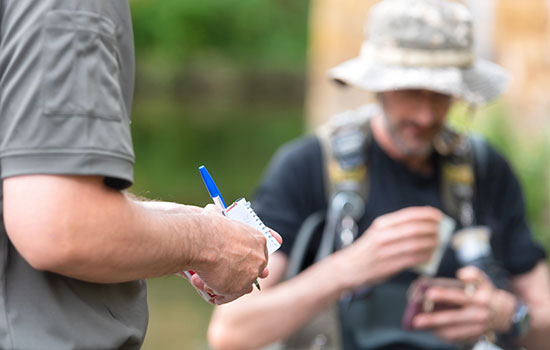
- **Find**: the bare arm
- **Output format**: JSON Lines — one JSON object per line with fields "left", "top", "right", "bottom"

{"left": 514, "top": 261, "right": 550, "bottom": 350}
{"left": 208, "top": 251, "right": 351, "bottom": 350}
{"left": 208, "top": 207, "right": 443, "bottom": 349}
{"left": 3, "top": 175, "right": 268, "bottom": 299}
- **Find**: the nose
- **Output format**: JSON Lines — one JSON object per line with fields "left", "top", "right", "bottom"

{"left": 414, "top": 95, "right": 437, "bottom": 127}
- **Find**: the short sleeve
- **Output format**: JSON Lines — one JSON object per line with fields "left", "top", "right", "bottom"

{"left": 0, "top": 2, "right": 135, "bottom": 189}
{"left": 476, "top": 143, "right": 546, "bottom": 276}
{"left": 253, "top": 137, "right": 327, "bottom": 256}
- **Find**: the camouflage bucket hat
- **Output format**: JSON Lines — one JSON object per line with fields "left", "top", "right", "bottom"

{"left": 329, "top": 0, "right": 509, "bottom": 106}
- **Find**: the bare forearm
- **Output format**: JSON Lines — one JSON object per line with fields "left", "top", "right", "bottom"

{"left": 518, "top": 289, "right": 550, "bottom": 350}
{"left": 521, "top": 307, "right": 550, "bottom": 350}
{"left": 209, "top": 253, "right": 349, "bottom": 350}
{"left": 4, "top": 176, "right": 212, "bottom": 283}
{"left": 49, "top": 194, "right": 205, "bottom": 282}
{"left": 208, "top": 207, "right": 445, "bottom": 349}
{"left": 513, "top": 261, "right": 550, "bottom": 350}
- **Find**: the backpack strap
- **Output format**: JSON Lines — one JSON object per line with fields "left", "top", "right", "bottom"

{"left": 470, "top": 133, "right": 489, "bottom": 181}
{"left": 280, "top": 110, "right": 490, "bottom": 350}
{"left": 315, "top": 104, "right": 378, "bottom": 259}
{"left": 318, "top": 104, "right": 378, "bottom": 202}
{"left": 437, "top": 127, "right": 488, "bottom": 227}
{"left": 284, "top": 210, "right": 326, "bottom": 280}
{"left": 317, "top": 107, "right": 488, "bottom": 243}
{"left": 279, "top": 106, "right": 376, "bottom": 350}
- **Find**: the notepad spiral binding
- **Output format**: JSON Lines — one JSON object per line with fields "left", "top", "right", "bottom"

{"left": 226, "top": 198, "right": 281, "bottom": 255}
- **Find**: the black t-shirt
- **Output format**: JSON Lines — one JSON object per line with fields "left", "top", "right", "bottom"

{"left": 254, "top": 135, "right": 545, "bottom": 276}
{"left": 253, "top": 134, "right": 546, "bottom": 349}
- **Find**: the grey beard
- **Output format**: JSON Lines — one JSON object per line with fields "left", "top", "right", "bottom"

{"left": 383, "top": 115, "right": 434, "bottom": 158}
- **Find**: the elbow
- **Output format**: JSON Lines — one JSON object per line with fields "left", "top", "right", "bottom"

{"left": 21, "top": 240, "right": 75, "bottom": 273}
{"left": 2, "top": 175, "right": 110, "bottom": 274}
{"left": 5, "top": 216, "right": 80, "bottom": 273}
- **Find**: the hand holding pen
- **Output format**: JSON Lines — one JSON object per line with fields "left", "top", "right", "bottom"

{"left": 180, "top": 166, "right": 281, "bottom": 304}
{"left": 198, "top": 166, "right": 262, "bottom": 291}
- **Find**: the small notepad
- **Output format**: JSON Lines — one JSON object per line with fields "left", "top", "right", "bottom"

{"left": 225, "top": 198, "right": 281, "bottom": 255}
{"left": 178, "top": 198, "right": 280, "bottom": 303}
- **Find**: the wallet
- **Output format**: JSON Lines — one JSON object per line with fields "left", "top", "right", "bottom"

{"left": 402, "top": 276, "right": 465, "bottom": 330}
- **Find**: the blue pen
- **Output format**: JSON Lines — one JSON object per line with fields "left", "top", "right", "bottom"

{"left": 199, "top": 165, "right": 261, "bottom": 291}
{"left": 199, "top": 165, "right": 227, "bottom": 214}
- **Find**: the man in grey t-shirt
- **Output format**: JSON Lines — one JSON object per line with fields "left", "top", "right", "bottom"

{"left": 0, "top": 1, "right": 274, "bottom": 349}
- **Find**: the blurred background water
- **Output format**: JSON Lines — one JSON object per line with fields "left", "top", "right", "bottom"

{"left": 128, "top": 1, "right": 549, "bottom": 349}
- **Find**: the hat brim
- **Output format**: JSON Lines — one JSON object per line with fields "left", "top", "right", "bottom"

{"left": 328, "top": 56, "right": 509, "bottom": 106}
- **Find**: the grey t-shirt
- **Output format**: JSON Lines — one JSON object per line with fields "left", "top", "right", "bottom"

{"left": 0, "top": 1, "right": 147, "bottom": 349}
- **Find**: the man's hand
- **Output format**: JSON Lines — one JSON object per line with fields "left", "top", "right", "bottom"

{"left": 337, "top": 206, "right": 442, "bottom": 289}
{"left": 187, "top": 205, "right": 282, "bottom": 305}
{"left": 412, "top": 266, "right": 517, "bottom": 343}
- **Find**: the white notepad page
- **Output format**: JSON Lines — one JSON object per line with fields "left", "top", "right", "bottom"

{"left": 225, "top": 198, "right": 281, "bottom": 255}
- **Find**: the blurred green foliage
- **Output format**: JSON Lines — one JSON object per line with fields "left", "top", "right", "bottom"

{"left": 132, "top": 0, "right": 309, "bottom": 72}
{"left": 131, "top": 98, "right": 304, "bottom": 206}
{"left": 143, "top": 277, "right": 214, "bottom": 350}
{"left": 130, "top": 0, "right": 310, "bottom": 206}
{"left": 128, "top": 1, "right": 548, "bottom": 350}
{"left": 130, "top": 1, "right": 309, "bottom": 349}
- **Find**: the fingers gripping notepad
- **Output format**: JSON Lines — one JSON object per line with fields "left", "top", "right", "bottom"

{"left": 179, "top": 166, "right": 280, "bottom": 302}
{"left": 225, "top": 198, "right": 281, "bottom": 255}
{"left": 178, "top": 197, "right": 280, "bottom": 303}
